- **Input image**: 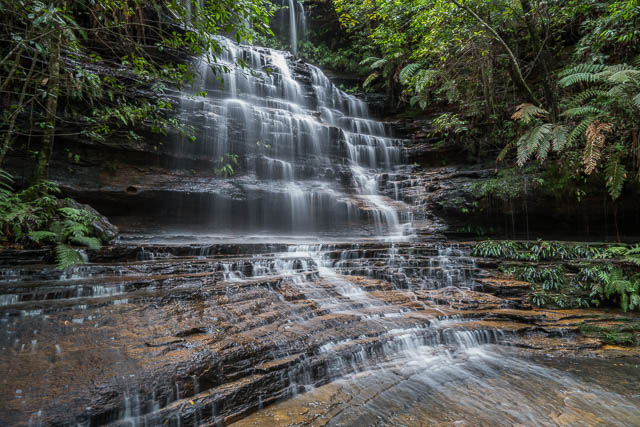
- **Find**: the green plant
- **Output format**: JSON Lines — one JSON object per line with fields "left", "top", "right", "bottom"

{"left": 592, "top": 268, "right": 640, "bottom": 312}
{"left": 29, "top": 207, "right": 102, "bottom": 270}
{"left": 0, "top": 171, "right": 59, "bottom": 241}
{"left": 531, "top": 293, "right": 548, "bottom": 307}
{"left": 472, "top": 240, "right": 519, "bottom": 258}
{"left": 214, "top": 153, "right": 239, "bottom": 177}
{"left": 1, "top": 169, "right": 103, "bottom": 269}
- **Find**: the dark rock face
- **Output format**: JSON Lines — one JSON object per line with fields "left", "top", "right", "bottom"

{"left": 1, "top": 241, "right": 636, "bottom": 426}
{"left": 63, "top": 198, "right": 119, "bottom": 242}
{"left": 7, "top": 41, "right": 413, "bottom": 237}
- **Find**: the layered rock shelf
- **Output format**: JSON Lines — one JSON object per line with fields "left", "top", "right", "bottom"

{"left": 2, "top": 241, "right": 638, "bottom": 425}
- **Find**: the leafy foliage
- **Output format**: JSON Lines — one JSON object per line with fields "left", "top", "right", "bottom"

{"left": 477, "top": 239, "right": 640, "bottom": 312}
{"left": 0, "top": 0, "right": 272, "bottom": 176}
{"left": 0, "top": 170, "right": 104, "bottom": 269}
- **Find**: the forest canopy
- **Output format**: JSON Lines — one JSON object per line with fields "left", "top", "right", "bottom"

{"left": 330, "top": 0, "right": 640, "bottom": 203}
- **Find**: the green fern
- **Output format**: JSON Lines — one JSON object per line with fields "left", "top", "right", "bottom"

{"left": 604, "top": 157, "right": 627, "bottom": 200}
{"left": 558, "top": 64, "right": 607, "bottom": 78}
{"left": 55, "top": 243, "right": 84, "bottom": 270}
{"left": 399, "top": 63, "right": 422, "bottom": 84}
{"left": 624, "top": 245, "right": 640, "bottom": 266}
{"left": 28, "top": 230, "right": 58, "bottom": 243}
{"left": 550, "top": 125, "right": 569, "bottom": 152}
{"left": 561, "top": 106, "right": 603, "bottom": 119}
{"left": 559, "top": 72, "right": 602, "bottom": 87}
{"left": 363, "top": 72, "right": 380, "bottom": 87}
{"left": 565, "top": 89, "right": 610, "bottom": 108}
{"left": 70, "top": 235, "right": 102, "bottom": 250}
{"left": 369, "top": 58, "right": 388, "bottom": 70}
{"left": 516, "top": 123, "right": 553, "bottom": 166}
{"left": 359, "top": 56, "right": 381, "bottom": 67}
{"left": 567, "top": 116, "right": 598, "bottom": 147}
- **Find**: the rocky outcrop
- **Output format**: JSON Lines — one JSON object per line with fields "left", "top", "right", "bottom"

{"left": 1, "top": 241, "right": 637, "bottom": 426}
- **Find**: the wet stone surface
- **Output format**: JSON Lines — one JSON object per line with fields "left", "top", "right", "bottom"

{"left": 2, "top": 241, "right": 639, "bottom": 426}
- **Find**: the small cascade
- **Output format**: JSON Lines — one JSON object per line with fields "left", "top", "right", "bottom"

{"left": 3, "top": 241, "right": 640, "bottom": 425}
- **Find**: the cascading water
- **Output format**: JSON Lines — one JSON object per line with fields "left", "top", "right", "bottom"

{"left": 278, "top": 0, "right": 306, "bottom": 54}
{"left": 175, "top": 36, "right": 412, "bottom": 237}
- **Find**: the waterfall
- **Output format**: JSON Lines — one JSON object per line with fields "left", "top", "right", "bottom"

{"left": 288, "top": 0, "right": 298, "bottom": 54}
{"left": 280, "top": 0, "right": 305, "bottom": 55}
{"left": 176, "top": 36, "right": 412, "bottom": 238}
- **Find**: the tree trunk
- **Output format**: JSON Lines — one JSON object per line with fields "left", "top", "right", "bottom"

{"left": 32, "top": 31, "right": 62, "bottom": 183}
{"left": 519, "top": 0, "right": 559, "bottom": 121}
{"left": 450, "top": 0, "right": 538, "bottom": 105}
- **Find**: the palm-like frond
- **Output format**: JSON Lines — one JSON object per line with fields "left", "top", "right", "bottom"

{"left": 71, "top": 235, "right": 102, "bottom": 250}
{"left": 370, "top": 58, "right": 388, "bottom": 70}
{"left": 559, "top": 72, "right": 603, "bottom": 87}
{"left": 550, "top": 125, "right": 569, "bottom": 152}
{"left": 567, "top": 116, "right": 598, "bottom": 147}
{"left": 558, "top": 64, "right": 607, "bottom": 78}
{"left": 359, "top": 56, "right": 381, "bottom": 67}
{"left": 606, "top": 69, "right": 640, "bottom": 84}
{"left": 516, "top": 123, "right": 553, "bottom": 166}
{"left": 565, "top": 89, "right": 610, "bottom": 108}
{"left": 605, "top": 156, "right": 627, "bottom": 200}
{"left": 363, "top": 72, "right": 380, "bottom": 88}
{"left": 561, "top": 106, "right": 603, "bottom": 119}
{"left": 28, "top": 230, "right": 58, "bottom": 243}
{"left": 399, "top": 63, "right": 422, "bottom": 84}
{"left": 511, "top": 103, "right": 548, "bottom": 123}
{"left": 55, "top": 243, "right": 83, "bottom": 270}
{"left": 583, "top": 121, "right": 612, "bottom": 175}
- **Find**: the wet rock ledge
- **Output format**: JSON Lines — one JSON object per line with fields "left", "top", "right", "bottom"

{"left": 1, "top": 242, "right": 638, "bottom": 426}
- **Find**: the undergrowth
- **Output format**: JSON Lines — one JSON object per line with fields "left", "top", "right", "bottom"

{"left": 0, "top": 170, "right": 103, "bottom": 269}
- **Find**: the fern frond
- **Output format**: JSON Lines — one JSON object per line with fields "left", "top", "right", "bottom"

{"left": 568, "top": 116, "right": 599, "bottom": 147}
{"left": 583, "top": 121, "right": 612, "bottom": 175}
{"left": 55, "top": 243, "right": 83, "bottom": 270}
{"left": 497, "top": 141, "right": 515, "bottom": 162}
{"left": 359, "top": 56, "right": 381, "bottom": 67}
{"left": 511, "top": 103, "right": 548, "bottom": 123}
{"left": 64, "top": 221, "right": 90, "bottom": 237}
{"left": 550, "top": 125, "right": 569, "bottom": 152}
{"left": 558, "top": 64, "right": 607, "bottom": 78}
{"left": 516, "top": 123, "right": 553, "bottom": 166}
{"left": 363, "top": 72, "right": 380, "bottom": 87}
{"left": 399, "top": 63, "right": 422, "bottom": 84}
{"left": 28, "top": 230, "right": 58, "bottom": 243}
{"left": 559, "top": 72, "right": 603, "bottom": 88}
{"left": 606, "top": 84, "right": 628, "bottom": 98}
{"left": 370, "top": 58, "right": 388, "bottom": 70}
{"left": 71, "top": 235, "right": 102, "bottom": 250}
{"left": 565, "top": 89, "right": 610, "bottom": 108}
{"left": 561, "top": 106, "right": 603, "bottom": 119}
{"left": 414, "top": 69, "right": 437, "bottom": 92}
{"left": 605, "top": 156, "right": 627, "bottom": 200}
{"left": 633, "top": 92, "right": 640, "bottom": 108}
{"left": 606, "top": 69, "right": 640, "bottom": 84}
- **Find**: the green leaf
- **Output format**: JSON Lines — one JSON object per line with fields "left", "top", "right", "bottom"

{"left": 55, "top": 243, "right": 84, "bottom": 270}
{"left": 604, "top": 157, "right": 627, "bottom": 200}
